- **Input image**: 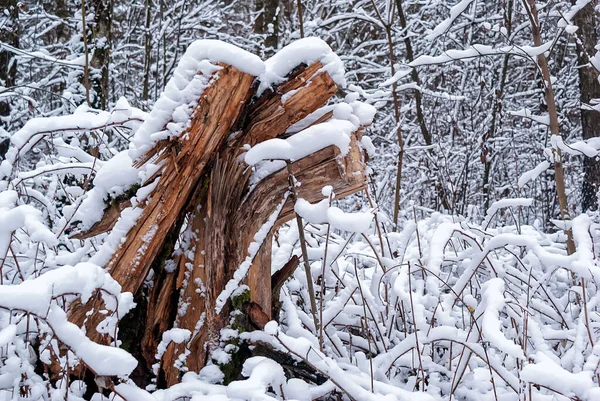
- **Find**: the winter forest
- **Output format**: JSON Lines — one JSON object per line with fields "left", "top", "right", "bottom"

{"left": 1, "top": 0, "right": 600, "bottom": 400}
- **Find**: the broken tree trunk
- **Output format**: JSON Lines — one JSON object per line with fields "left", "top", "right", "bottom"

{"left": 67, "top": 41, "right": 370, "bottom": 387}
{"left": 68, "top": 64, "right": 256, "bottom": 340}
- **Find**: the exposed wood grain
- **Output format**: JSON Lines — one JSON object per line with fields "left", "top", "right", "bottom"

{"left": 68, "top": 63, "right": 336, "bottom": 242}
{"left": 69, "top": 64, "right": 256, "bottom": 342}
{"left": 160, "top": 198, "right": 209, "bottom": 386}
{"left": 247, "top": 232, "right": 273, "bottom": 319}
{"left": 66, "top": 55, "right": 369, "bottom": 388}
{"left": 70, "top": 199, "right": 130, "bottom": 240}
{"left": 160, "top": 140, "right": 365, "bottom": 383}
{"left": 247, "top": 302, "right": 270, "bottom": 329}
{"left": 271, "top": 256, "right": 300, "bottom": 297}
{"left": 140, "top": 259, "right": 179, "bottom": 370}
{"left": 239, "top": 62, "right": 337, "bottom": 147}
{"left": 159, "top": 62, "right": 342, "bottom": 381}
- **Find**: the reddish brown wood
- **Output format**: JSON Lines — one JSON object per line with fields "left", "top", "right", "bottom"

{"left": 248, "top": 232, "right": 273, "bottom": 319}
{"left": 69, "top": 64, "right": 256, "bottom": 343}
{"left": 159, "top": 139, "right": 366, "bottom": 383}
{"left": 140, "top": 258, "right": 179, "bottom": 369}
{"left": 158, "top": 63, "right": 351, "bottom": 382}
{"left": 66, "top": 53, "right": 369, "bottom": 388}
{"left": 271, "top": 256, "right": 300, "bottom": 296}
{"left": 240, "top": 62, "right": 337, "bottom": 147}
{"left": 248, "top": 302, "right": 270, "bottom": 329}
{"left": 160, "top": 200, "right": 209, "bottom": 385}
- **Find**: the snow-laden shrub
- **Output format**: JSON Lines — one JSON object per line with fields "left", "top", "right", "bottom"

{"left": 3, "top": 137, "right": 600, "bottom": 401}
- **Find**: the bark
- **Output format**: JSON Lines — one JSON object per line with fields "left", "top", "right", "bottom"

{"left": 67, "top": 54, "right": 368, "bottom": 389}
{"left": 0, "top": 0, "right": 18, "bottom": 121}
{"left": 70, "top": 62, "right": 337, "bottom": 241}
{"left": 69, "top": 199, "right": 131, "bottom": 240}
{"left": 69, "top": 64, "right": 257, "bottom": 342}
{"left": 89, "top": 0, "right": 113, "bottom": 109}
{"left": 572, "top": 2, "right": 600, "bottom": 211}
{"left": 157, "top": 63, "right": 361, "bottom": 384}
{"left": 142, "top": 0, "right": 153, "bottom": 101}
{"left": 255, "top": 0, "right": 279, "bottom": 55}
{"left": 525, "top": 0, "right": 576, "bottom": 255}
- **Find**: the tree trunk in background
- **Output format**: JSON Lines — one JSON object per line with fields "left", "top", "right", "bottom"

{"left": 573, "top": 2, "right": 600, "bottom": 211}
{"left": 255, "top": 0, "right": 278, "bottom": 56}
{"left": 395, "top": 0, "right": 451, "bottom": 211}
{"left": 43, "top": 0, "right": 70, "bottom": 113}
{"left": 90, "top": 0, "right": 113, "bottom": 109}
{"left": 142, "top": 0, "right": 153, "bottom": 102}
{"left": 55, "top": 0, "right": 70, "bottom": 43}
{"left": 0, "top": 0, "right": 18, "bottom": 125}
{"left": 526, "top": 0, "right": 576, "bottom": 255}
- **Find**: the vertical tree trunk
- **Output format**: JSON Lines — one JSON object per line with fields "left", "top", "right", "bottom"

{"left": 142, "top": 0, "right": 153, "bottom": 102}
{"left": 55, "top": 0, "right": 70, "bottom": 43}
{"left": 255, "top": 0, "right": 279, "bottom": 56}
{"left": 90, "top": 0, "right": 113, "bottom": 109}
{"left": 482, "top": 0, "right": 513, "bottom": 211}
{"left": 0, "top": 0, "right": 18, "bottom": 123}
{"left": 572, "top": 2, "right": 600, "bottom": 211}
{"left": 526, "top": 0, "right": 576, "bottom": 255}
{"left": 395, "top": 0, "right": 450, "bottom": 211}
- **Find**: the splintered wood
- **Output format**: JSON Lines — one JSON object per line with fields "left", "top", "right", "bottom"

{"left": 68, "top": 49, "right": 369, "bottom": 386}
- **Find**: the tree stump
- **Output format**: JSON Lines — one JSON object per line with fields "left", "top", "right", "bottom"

{"left": 67, "top": 39, "right": 373, "bottom": 387}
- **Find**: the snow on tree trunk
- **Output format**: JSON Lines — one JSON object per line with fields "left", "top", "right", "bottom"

{"left": 66, "top": 38, "right": 371, "bottom": 386}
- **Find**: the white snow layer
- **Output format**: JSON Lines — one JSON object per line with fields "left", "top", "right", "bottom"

{"left": 1, "top": 98, "right": 145, "bottom": 178}
{"left": 0, "top": 262, "right": 137, "bottom": 376}
{"left": 245, "top": 119, "right": 354, "bottom": 166}
{"left": 410, "top": 42, "right": 553, "bottom": 66}
{"left": 258, "top": 37, "right": 346, "bottom": 95}
{"left": 65, "top": 38, "right": 357, "bottom": 232}
{"left": 0, "top": 190, "right": 58, "bottom": 257}
{"left": 426, "top": 0, "right": 475, "bottom": 41}
{"left": 480, "top": 279, "right": 525, "bottom": 359}
{"left": 246, "top": 98, "right": 375, "bottom": 185}
{"left": 130, "top": 37, "right": 345, "bottom": 159}
{"left": 129, "top": 40, "right": 265, "bottom": 159}
{"left": 295, "top": 197, "right": 373, "bottom": 233}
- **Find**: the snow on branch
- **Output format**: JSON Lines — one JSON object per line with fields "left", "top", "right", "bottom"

{"left": 425, "top": 0, "right": 476, "bottom": 41}
{"left": 3, "top": 98, "right": 145, "bottom": 169}
{"left": 410, "top": 42, "right": 553, "bottom": 66}
{"left": 0, "top": 262, "right": 136, "bottom": 376}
